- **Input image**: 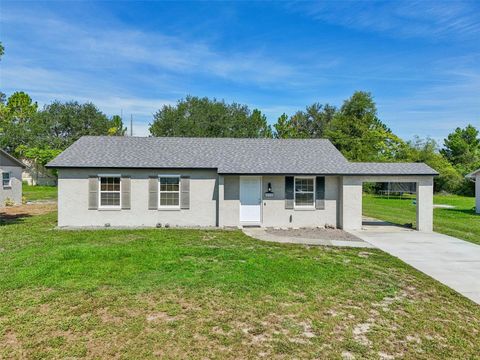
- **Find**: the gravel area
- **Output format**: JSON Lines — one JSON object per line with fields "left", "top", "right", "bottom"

{"left": 266, "top": 228, "right": 362, "bottom": 242}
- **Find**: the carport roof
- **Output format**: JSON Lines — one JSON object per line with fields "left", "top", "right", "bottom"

{"left": 340, "top": 162, "right": 438, "bottom": 176}
{"left": 46, "top": 136, "right": 438, "bottom": 176}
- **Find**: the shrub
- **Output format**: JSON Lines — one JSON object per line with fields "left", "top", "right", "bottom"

{"left": 4, "top": 198, "right": 15, "bottom": 206}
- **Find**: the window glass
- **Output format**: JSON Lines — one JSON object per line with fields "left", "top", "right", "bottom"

{"left": 2, "top": 172, "right": 11, "bottom": 187}
{"left": 159, "top": 177, "right": 180, "bottom": 207}
{"left": 294, "top": 178, "right": 314, "bottom": 207}
{"left": 99, "top": 176, "right": 121, "bottom": 207}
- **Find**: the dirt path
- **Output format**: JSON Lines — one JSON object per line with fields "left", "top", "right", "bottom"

{"left": 0, "top": 202, "right": 57, "bottom": 222}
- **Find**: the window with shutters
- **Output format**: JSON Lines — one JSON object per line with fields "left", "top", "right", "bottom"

{"left": 2, "top": 172, "right": 11, "bottom": 188}
{"left": 158, "top": 176, "right": 180, "bottom": 208}
{"left": 99, "top": 176, "right": 121, "bottom": 208}
{"left": 294, "top": 177, "right": 315, "bottom": 208}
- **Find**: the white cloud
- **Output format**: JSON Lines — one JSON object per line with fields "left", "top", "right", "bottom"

{"left": 292, "top": 1, "right": 480, "bottom": 40}
{"left": 377, "top": 55, "right": 480, "bottom": 140}
{"left": 1, "top": 8, "right": 304, "bottom": 86}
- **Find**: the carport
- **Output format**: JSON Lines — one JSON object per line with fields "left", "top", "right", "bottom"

{"left": 338, "top": 163, "right": 437, "bottom": 232}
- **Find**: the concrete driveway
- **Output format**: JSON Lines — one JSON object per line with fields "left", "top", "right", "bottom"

{"left": 350, "top": 225, "right": 480, "bottom": 305}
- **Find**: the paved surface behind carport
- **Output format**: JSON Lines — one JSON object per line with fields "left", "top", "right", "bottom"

{"left": 350, "top": 227, "right": 480, "bottom": 305}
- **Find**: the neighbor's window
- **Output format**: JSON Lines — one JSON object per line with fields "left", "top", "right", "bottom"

{"left": 99, "top": 176, "right": 121, "bottom": 208}
{"left": 294, "top": 177, "right": 314, "bottom": 207}
{"left": 2, "top": 172, "right": 11, "bottom": 188}
{"left": 159, "top": 176, "right": 180, "bottom": 208}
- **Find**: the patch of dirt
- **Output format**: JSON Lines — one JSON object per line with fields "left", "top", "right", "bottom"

{"left": 350, "top": 290, "right": 411, "bottom": 352}
{"left": 0, "top": 202, "right": 56, "bottom": 221}
{"left": 146, "top": 311, "right": 178, "bottom": 322}
{"left": 378, "top": 352, "right": 395, "bottom": 360}
{"left": 353, "top": 321, "right": 372, "bottom": 346}
{"left": 97, "top": 308, "right": 124, "bottom": 325}
{"left": 3, "top": 330, "right": 20, "bottom": 346}
{"left": 299, "top": 320, "right": 316, "bottom": 338}
{"left": 358, "top": 251, "right": 374, "bottom": 258}
{"left": 266, "top": 227, "right": 362, "bottom": 241}
{"left": 342, "top": 351, "right": 356, "bottom": 360}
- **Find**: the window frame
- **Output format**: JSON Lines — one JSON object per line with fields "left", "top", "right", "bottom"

{"left": 158, "top": 174, "right": 181, "bottom": 210}
{"left": 294, "top": 176, "right": 315, "bottom": 209}
{"left": 98, "top": 174, "right": 122, "bottom": 210}
{"left": 2, "top": 171, "right": 12, "bottom": 188}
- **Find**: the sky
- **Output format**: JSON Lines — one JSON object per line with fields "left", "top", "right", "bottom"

{"left": 1, "top": 0, "right": 479, "bottom": 141}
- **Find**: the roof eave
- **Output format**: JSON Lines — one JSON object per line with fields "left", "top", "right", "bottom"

{"left": 0, "top": 149, "right": 26, "bottom": 168}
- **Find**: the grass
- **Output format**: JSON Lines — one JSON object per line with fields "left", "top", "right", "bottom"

{"left": 363, "top": 194, "right": 480, "bottom": 245}
{"left": 23, "top": 184, "right": 57, "bottom": 201}
{"left": 1, "top": 209, "right": 479, "bottom": 358}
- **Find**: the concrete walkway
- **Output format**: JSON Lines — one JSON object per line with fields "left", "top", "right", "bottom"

{"left": 242, "top": 228, "right": 375, "bottom": 248}
{"left": 350, "top": 226, "right": 480, "bottom": 305}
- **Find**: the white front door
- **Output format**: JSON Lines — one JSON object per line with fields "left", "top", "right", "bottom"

{"left": 240, "top": 176, "right": 262, "bottom": 223}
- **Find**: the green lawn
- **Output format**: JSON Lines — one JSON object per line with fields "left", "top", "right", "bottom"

{"left": 363, "top": 194, "right": 480, "bottom": 245}
{"left": 1, "top": 210, "right": 479, "bottom": 358}
{"left": 23, "top": 184, "right": 57, "bottom": 201}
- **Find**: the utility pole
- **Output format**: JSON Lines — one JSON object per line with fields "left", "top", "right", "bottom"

{"left": 120, "top": 109, "right": 125, "bottom": 136}
{"left": 130, "top": 114, "right": 133, "bottom": 136}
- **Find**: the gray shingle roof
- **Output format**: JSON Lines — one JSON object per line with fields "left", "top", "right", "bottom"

{"left": 46, "top": 136, "right": 438, "bottom": 176}
{"left": 1, "top": 149, "right": 25, "bottom": 168}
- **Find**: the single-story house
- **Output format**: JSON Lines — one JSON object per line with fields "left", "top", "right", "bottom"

{"left": 1, "top": 149, "right": 25, "bottom": 206}
{"left": 46, "top": 136, "right": 438, "bottom": 231}
{"left": 466, "top": 169, "right": 480, "bottom": 214}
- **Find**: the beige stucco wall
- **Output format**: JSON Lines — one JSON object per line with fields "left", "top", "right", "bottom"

{"left": 261, "top": 176, "right": 339, "bottom": 227}
{"left": 57, "top": 168, "right": 218, "bottom": 227}
{"left": 218, "top": 175, "right": 240, "bottom": 227}
{"left": 56, "top": 169, "right": 434, "bottom": 231}
{"left": 0, "top": 165, "right": 23, "bottom": 206}
{"left": 219, "top": 175, "right": 339, "bottom": 228}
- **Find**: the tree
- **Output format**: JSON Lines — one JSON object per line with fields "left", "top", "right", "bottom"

{"left": 149, "top": 96, "right": 272, "bottom": 138}
{"left": 250, "top": 109, "right": 273, "bottom": 138}
{"left": 401, "top": 137, "right": 463, "bottom": 193}
{"left": 274, "top": 113, "right": 300, "bottom": 139}
{"left": 273, "top": 104, "right": 336, "bottom": 139}
{"left": 108, "top": 115, "right": 127, "bottom": 136}
{"left": 0, "top": 92, "right": 38, "bottom": 153}
{"left": 33, "top": 101, "right": 118, "bottom": 149}
{"left": 441, "top": 124, "right": 480, "bottom": 174}
{"left": 16, "top": 145, "right": 62, "bottom": 167}
{"left": 325, "top": 91, "right": 405, "bottom": 161}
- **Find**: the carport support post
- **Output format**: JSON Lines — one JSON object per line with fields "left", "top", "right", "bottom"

{"left": 416, "top": 177, "right": 433, "bottom": 232}
{"left": 476, "top": 173, "right": 480, "bottom": 214}
{"left": 218, "top": 175, "right": 224, "bottom": 227}
{"left": 340, "top": 176, "right": 363, "bottom": 231}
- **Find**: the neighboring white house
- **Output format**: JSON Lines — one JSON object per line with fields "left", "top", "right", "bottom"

{"left": 46, "top": 136, "right": 438, "bottom": 231}
{"left": 466, "top": 169, "right": 480, "bottom": 214}
{"left": 22, "top": 158, "right": 57, "bottom": 186}
{"left": 0, "top": 149, "right": 25, "bottom": 206}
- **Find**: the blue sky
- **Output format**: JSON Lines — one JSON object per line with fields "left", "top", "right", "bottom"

{"left": 1, "top": 1, "right": 479, "bottom": 141}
